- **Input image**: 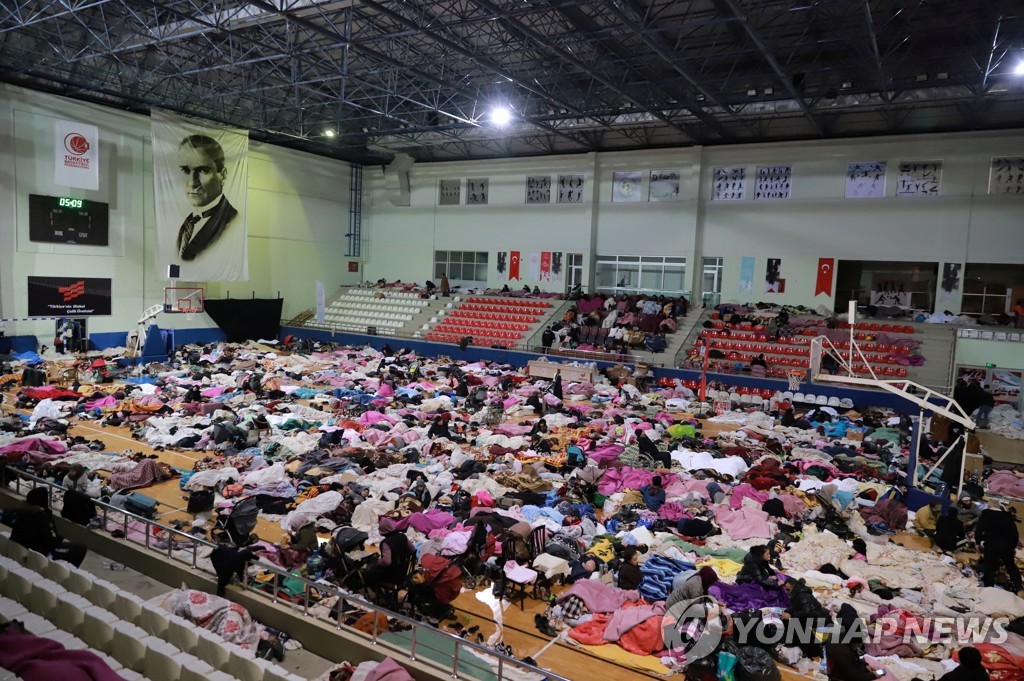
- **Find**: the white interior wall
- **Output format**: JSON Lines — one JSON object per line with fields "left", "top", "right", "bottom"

{"left": 364, "top": 129, "right": 1024, "bottom": 312}
{"left": 0, "top": 84, "right": 358, "bottom": 343}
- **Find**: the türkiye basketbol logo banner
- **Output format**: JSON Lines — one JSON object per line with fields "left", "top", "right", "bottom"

{"left": 54, "top": 119, "right": 99, "bottom": 191}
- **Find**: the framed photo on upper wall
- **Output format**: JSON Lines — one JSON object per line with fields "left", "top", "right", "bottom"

{"left": 649, "top": 170, "right": 680, "bottom": 201}
{"left": 754, "top": 165, "right": 792, "bottom": 200}
{"left": 896, "top": 161, "right": 942, "bottom": 197}
{"left": 612, "top": 171, "right": 643, "bottom": 202}
{"left": 845, "top": 161, "right": 887, "bottom": 198}
{"left": 439, "top": 179, "right": 461, "bottom": 205}
{"left": 526, "top": 175, "right": 551, "bottom": 204}
{"left": 557, "top": 174, "right": 584, "bottom": 203}
{"left": 988, "top": 157, "right": 1024, "bottom": 195}
{"left": 711, "top": 167, "right": 746, "bottom": 200}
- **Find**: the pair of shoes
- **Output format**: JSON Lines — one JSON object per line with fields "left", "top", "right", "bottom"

{"left": 533, "top": 614, "right": 557, "bottom": 637}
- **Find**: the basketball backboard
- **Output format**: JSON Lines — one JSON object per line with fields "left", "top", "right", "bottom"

{"left": 163, "top": 287, "right": 204, "bottom": 315}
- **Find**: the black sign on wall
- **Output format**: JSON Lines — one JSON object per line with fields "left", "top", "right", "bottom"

{"left": 27, "top": 277, "right": 112, "bottom": 317}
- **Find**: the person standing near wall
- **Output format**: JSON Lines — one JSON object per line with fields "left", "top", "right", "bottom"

{"left": 440, "top": 271, "right": 451, "bottom": 297}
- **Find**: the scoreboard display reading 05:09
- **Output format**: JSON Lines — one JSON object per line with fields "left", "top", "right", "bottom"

{"left": 29, "top": 194, "right": 109, "bottom": 246}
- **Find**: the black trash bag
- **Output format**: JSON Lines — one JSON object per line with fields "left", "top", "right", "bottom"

{"left": 737, "top": 645, "right": 782, "bottom": 681}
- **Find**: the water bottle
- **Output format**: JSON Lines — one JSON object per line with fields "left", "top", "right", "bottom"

{"left": 819, "top": 645, "right": 829, "bottom": 675}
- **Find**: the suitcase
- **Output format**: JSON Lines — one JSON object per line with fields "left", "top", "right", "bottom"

{"left": 125, "top": 492, "right": 158, "bottom": 518}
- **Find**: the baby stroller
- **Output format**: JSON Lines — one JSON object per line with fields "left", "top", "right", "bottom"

{"left": 466, "top": 386, "right": 490, "bottom": 411}
{"left": 324, "top": 526, "right": 372, "bottom": 590}
{"left": 481, "top": 400, "right": 505, "bottom": 428}
{"left": 813, "top": 492, "right": 852, "bottom": 538}
{"left": 213, "top": 497, "right": 260, "bottom": 546}
{"left": 407, "top": 554, "right": 463, "bottom": 621}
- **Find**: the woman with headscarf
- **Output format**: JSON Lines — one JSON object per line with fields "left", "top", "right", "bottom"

{"left": 640, "top": 475, "right": 667, "bottom": 512}
{"left": 11, "top": 487, "right": 87, "bottom": 567}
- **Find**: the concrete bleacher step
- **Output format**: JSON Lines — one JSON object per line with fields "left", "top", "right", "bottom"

{"left": 0, "top": 531, "right": 302, "bottom": 681}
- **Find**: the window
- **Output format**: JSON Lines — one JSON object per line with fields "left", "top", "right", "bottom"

{"left": 435, "top": 250, "right": 489, "bottom": 284}
{"left": 701, "top": 257, "right": 723, "bottom": 304}
{"left": 566, "top": 253, "right": 584, "bottom": 292}
{"left": 595, "top": 255, "right": 688, "bottom": 296}
{"left": 961, "top": 264, "right": 1024, "bottom": 315}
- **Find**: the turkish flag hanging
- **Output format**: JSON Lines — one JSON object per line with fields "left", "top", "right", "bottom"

{"left": 540, "top": 252, "right": 552, "bottom": 281}
{"left": 509, "top": 251, "right": 521, "bottom": 281}
{"left": 815, "top": 258, "right": 835, "bottom": 296}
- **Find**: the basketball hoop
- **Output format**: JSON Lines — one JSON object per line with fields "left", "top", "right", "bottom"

{"left": 787, "top": 370, "right": 805, "bottom": 391}
{"left": 184, "top": 308, "right": 197, "bottom": 322}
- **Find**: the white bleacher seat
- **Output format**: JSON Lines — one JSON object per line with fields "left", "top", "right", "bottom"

{"left": 51, "top": 592, "right": 91, "bottom": 635}
{"left": 827, "top": 397, "right": 841, "bottom": 407}
{"left": 228, "top": 646, "right": 273, "bottom": 681}
{"left": 138, "top": 603, "right": 171, "bottom": 638}
{"left": 112, "top": 591, "right": 145, "bottom": 623}
{"left": 110, "top": 621, "right": 150, "bottom": 672}
{"left": 4, "top": 540, "right": 28, "bottom": 563}
{"left": 84, "top": 578, "right": 118, "bottom": 611}
{"left": 142, "top": 637, "right": 183, "bottom": 681}
{"left": 0, "top": 595, "right": 28, "bottom": 621}
{"left": 90, "top": 651, "right": 124, "bottom": 674}
{"left": 5, "top": 567, "right": 33, "bottom": 602}
{"left": 196, "top": 627, "right": 233, "bottom": 670}
{"left": 166, "top": 615, "right": 201, "bottom": 654}
{"left": 24, "top": 549, "right": 48, "bottom": 573}
{"left": 802, "top": 394, "right": 816, "bottom": 403}
{"left": 117, "top": 671, "right": 147, "bottom": 681}
{"left": 41, "top": 558, "right": 71, "bottom": 584}
{"left": 0, "top": 669, "right": 19, "bottom": 681}
{"left": 839, "top": 398, "right": 854, "bottom": 408}
{"left": 47, "top": 628, "right": 90, "bottom": 651}
{"left": 781, "top": 391, "right": 794, "bottom": 401}
{"left": 13, "top": 611, "right": 57, "bottom": 637}
{"left": 815, "top": 395, "right": 828, "bottom": 405}
{"left": 792, "top": 393, "right": 805, "bottom": 402}
{"left": 176, "top": 653, "right": 216, "bottom": 681}
{"left": 61, "top": 565, "right": 94, "bottom": 597}
{"left": 27, "top": 578, "right": 66, "bottom": 618}
{"left": 79, "top": 605, "right": 118, "bottom": 651}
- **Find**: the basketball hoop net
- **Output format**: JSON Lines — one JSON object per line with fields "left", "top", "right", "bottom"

{"left": 184, "top": 308, "right": 197, "bottom": 322}
{"left": 787, "top": 370, "right": 805, "bottom": 391}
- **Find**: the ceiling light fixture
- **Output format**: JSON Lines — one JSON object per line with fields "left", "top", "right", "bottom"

{"left": 1015, "top": 61, "right": 1024, "bottom": 76}
{"left": 324, "top": 129, "right": 335, "bottom": 137}
{"left": 490, "top": 106, "right": 512, "bottom": 126}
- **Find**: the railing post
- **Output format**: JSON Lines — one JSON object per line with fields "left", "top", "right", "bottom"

{"left": 303, "top": 583, "right": 309, "bottom": 616}
{"left": 451, "top": 639, "right": 459, "bottom": 678}
{"left": 410, "top": 625, "right": 417, "bottom": 661}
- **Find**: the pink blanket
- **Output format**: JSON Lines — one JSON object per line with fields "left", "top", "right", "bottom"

{"left": 987, "top": 472, "right": 1024, "bottom": 499}
{"left": 597, "top": 466, "right": 655, "bottom": 495}
{"left": 0, "top": 437, "right": 68, "bottom": 464}
{"left": 603, "top": 603, "right": 665, "bottom": 642}
{"left": 729, "top": 483, "right": 770, "bottom": 510}
{"left": 716, "top": 507, "right": 773, "bottom": 541}
{"left": 395, "top": 509, "right": 456, "bottom": 533}
{"left": 558, "top": 579, "right": 640, "bottom": 613}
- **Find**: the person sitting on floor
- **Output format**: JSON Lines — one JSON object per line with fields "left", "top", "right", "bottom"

{"left": 914, "top": 500, "right": 942, "bottom": 538}
{"left": 939, "top": 646, "right": 990, "bottom": 681}
{"left": 736, "top": 545, "right": 782, "bottom": 589}
{"left": 640, "top": 475, "right": 667, "bottom": 512}
{"left": 617, "top": 546, "right": 644, "bottom": 591}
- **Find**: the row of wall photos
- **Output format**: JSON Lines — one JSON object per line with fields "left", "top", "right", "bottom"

{"left": 442, "top": 154, "right": 1024, "bottom": 205}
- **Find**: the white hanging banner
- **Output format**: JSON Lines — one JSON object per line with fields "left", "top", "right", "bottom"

{"left": 315, "top": 280, "right": 326, "bottom": 324}
{"left": 152, "top": 109, "right": 249, "bottom": 282}
{"left": 54, "top": 119, "right": 99, "bottom": 190}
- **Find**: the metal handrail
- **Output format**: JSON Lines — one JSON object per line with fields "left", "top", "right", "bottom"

{"left": 956, "top": 327, "right": 1024, "bottom": 342}
{"left": 3, "top": 470, "right": 568, "bottom": 681}
{"left": 297, "top": 318, "right": 666, "bottom": 368}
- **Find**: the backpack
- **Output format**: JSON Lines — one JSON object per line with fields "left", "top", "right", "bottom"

{"left": 566, "top": 445, "right": 586, "bottom": 467}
